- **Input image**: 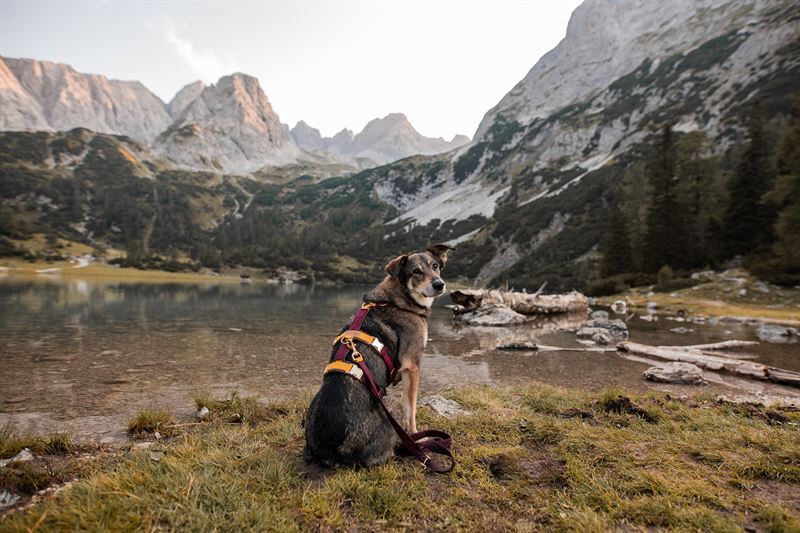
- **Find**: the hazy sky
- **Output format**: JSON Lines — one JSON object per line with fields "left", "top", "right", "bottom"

{"left": 0, "top": 0, "right": 581, "bottom": 139}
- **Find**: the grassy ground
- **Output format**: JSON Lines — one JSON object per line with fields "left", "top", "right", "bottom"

{"left": 2, "top": 385, "right": 799, "bottom": 531}
{"left": 599, "top": 270, "right": 800, "bottom": 325}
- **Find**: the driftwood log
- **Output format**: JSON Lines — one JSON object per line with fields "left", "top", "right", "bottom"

{"left": 450, "top": 289, "right": 588, "bottom": 315}
{"left": 618, "top": 341, "right": 800, "bottom": 388}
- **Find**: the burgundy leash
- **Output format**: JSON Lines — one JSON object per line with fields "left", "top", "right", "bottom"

{"left": 331, "top": 302, "right": 455, "bottom": 473}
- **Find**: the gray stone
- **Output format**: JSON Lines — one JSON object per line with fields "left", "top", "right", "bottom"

{"left": 611, "top": 300, "right": 627, "bottom": 314}
{"left": 0, "top": 448, "right": 34, "bottom": 468}
{"left": 644, "top": 363, "right": 707, "bottom": 385}
{"left": 756, "top": 324, "right": 799, "bottom": 343}
{"left": 197, "top": 406, "right": 210, "bottom": 420}
{"left": 419, "top": 395, "right": 471, "bottom": 418}
{"left": 590, "top": 310, "right": 609, "bottom": 321}
{"left": 592, "top": 331, "right": 612, "bottom": 345}
{"left": 455, "top": 305, "right": 526, "bottom": 326}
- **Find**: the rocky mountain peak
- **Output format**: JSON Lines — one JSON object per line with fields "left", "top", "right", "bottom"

{"left": 0, "top": 56, "right": 171, "bottom": 142}
{"left": 167, "top": 80, "right": 205, "bottom": 119}
{"left": 474, "top": 0, "right": 773, "bottom": 139}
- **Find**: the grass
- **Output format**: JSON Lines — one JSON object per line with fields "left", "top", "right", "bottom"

{"left": 0, "top": 424, "right": 74, "bottom": 458}
{"left": 598, "top": 269, "right": 800, "bottom": 325}
{"left": 2, "top": 385, "right": 800, "bottom": 530}
{"left": 126, "top": 407, "right": 178, "bottom": 438}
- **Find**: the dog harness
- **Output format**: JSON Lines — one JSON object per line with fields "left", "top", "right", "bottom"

{"left": 323, "top": 301, "right": 455, "bottom": 473}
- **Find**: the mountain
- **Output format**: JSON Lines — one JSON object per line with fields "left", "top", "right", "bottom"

{"left": 167, "top": 80, "right": 205, "bottom": 119}
{"left": 0, "top": 56, "right": 470, "bottom": 173}
{"left": 155, "top": 73, "right": 302, "bottom": 172}
{"left": 358, "top": 0, "right": 800, "bottom": 287}
{"left": 4, "top": 0, "right": 798, "bottom": 288}
{"left": 0, "top": 56, "right": 172, "bottom": 142}
{"left": 290, "top": 113, "right": 470, "bottom": 165}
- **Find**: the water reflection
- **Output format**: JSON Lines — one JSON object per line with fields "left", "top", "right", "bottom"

{"left": 1, "top": 276, "right": 798, "bottom": 441}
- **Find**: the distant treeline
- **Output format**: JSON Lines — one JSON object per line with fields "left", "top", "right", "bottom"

{"left": 595, "top": 96, "right": 800, "bottom": 294}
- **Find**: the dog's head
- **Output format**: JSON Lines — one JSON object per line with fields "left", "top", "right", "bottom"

{"left": 384, "top": 244, "right": 454, "bottom": 308}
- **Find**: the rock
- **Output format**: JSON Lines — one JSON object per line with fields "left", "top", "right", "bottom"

{"left": 643, "top": 363, "right": 707, "bottom": 385}
{"left": 611, "top": 300, "right": 627, "bottom": 314}
{"left": 646, "top": 301, "right": 658, "bottom": 312}
{"left": 0, "top": 489, "right": 20, "bottom": 509}
{"left": 576, "top": 326, "right": 610, "bottom": 339}
{"left": 738, "top": 288, "right": 748, "bottom": 297}
{"left": 639, "top": 314, "right": 657, "bottom": 322}
{"left": 753, "top": 281, "right": 770, "bottom": 293}
{"left": 592, "top": 331, "right": 612, "bottom": 345}
{"left": 455, "top": 305, "right": 526, "bottom": 326}
{"left": 0, "top": 448, "right": 34, "bottom": 468}
{"left": 419, "top": 395, "right": 471, "bottom": 418}
{"left": 496, "top": 341, "right": 538, "bottom": 351}
{"left": 197, "top": 406, "right": 210, "bottom": 420}
{"left": 590, "top": 310, "right": 609, "bottom": 321}
{"left": 756, "top": 324, "right": 799, "bottom": 343}
{"left": 669, "top": 327, "right": 694, "bottom": 334}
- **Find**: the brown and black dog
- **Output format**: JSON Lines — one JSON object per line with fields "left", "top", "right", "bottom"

{"left": 304, "top": 244, "right": 453, "bottom": 467}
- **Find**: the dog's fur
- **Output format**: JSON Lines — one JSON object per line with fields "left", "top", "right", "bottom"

{"left": 304, "top": 244, "right": 453, "bottom": 467}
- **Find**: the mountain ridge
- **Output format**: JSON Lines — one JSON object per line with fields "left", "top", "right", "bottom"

{"left": 0, "top": 56, "right": 471, "bottom": 172}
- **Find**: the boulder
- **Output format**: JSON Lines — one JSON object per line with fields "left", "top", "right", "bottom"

{"left": 592, "top": 331, "right": 612, "bottom": 345}
{"left": 643, "top": 363, "right": 707, "bottom": 385}
{"left": 419, "top": 395, "right": 471, "bottom": 418}
{"left": 455, "top": 305, "right": 526, "bottom": 326}
{"left": 590, "top": 310, "right": 609, "bottom": 321}
{"left": 611, "top": 300, "right": 627, "bottom": 314}
{"left": 756, "top": 324, "right": 799, "bottom": 343}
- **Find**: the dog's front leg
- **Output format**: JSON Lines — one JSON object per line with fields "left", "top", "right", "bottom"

{"left": 400, "top": 365, "right": 420, "bottom": 434}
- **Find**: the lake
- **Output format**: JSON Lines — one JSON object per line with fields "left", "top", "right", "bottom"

{"left": 1, "top": 276, "right": 798, "bottom": 443}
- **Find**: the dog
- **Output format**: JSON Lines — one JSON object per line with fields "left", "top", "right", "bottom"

{"left": 304, "top": 244, "right": 453, "bottom": 468}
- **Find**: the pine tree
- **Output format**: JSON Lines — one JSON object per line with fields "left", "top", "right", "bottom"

{"left": 642, "top": 124, "right": 689, "bottom": 272}
{"left": 600, "top": 202, "right": 634, "bottom": 277}
{"left": 765, "top": 95, "right": 800, "bottom": 272}
{"left": 722, "top": 101, "right": 776, "bottom": 258}
{"left": 618, "top": 161, "right": 651, "bottom": 269}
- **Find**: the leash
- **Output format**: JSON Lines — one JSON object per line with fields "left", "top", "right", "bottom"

{"left": 323, "top": 302, "right": 455, "bottom": 473}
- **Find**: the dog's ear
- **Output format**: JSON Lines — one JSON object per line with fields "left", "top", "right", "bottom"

{"left": 426, "top": 243, "right": 455, "bottom": 269}
{"left": 385, "top": 255, "right": 408, "bottom": 278}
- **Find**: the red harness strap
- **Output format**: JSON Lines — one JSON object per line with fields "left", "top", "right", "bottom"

{"left": 327, "top": 301, "right": 455, "bottom": 473}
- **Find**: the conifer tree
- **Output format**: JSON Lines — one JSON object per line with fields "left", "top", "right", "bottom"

{"left": 600, "top": 202, "right": 634, "bottom": 277}
{"left": 642, "top": 124, "right": 689, "bottom": 272}
{"left": 765, "top": 95, "right": 800, "bottom": 272}
{"left": 722, "top": 101, "right": 775, "bottom": 258}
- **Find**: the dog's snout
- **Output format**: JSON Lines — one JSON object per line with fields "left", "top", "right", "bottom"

{"left": 432, "top": 278, "right": 445, "bottom": 291}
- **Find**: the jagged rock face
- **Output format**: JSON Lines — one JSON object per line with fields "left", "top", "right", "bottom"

{"left": 291, "top": 120, "right": 327, "bottom": 151}
{"left": 156, "top": 73, "right": 301, "bottom": 173}
{"left": 291, "top": 114, "right": 470, "bottom": 166}
{"left": 167, "top": 81, "right": 205, "bottom": 119}
{"left": 474, "top": 0, "right": 784, "bottom": 139}
{"left": 0, "top": 57, "right": 50, "bottom": 131}
{"left": 0, "top": 56, "right": 172, "bottom": 142}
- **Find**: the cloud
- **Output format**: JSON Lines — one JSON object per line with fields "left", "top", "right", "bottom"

{"left": 163, "top": 18, "right": 236, "bottom": 83}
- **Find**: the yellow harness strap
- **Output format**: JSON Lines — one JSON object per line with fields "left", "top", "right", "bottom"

{"left": 323, "top": 360, "right": 364, "bottom": 379}
{"left": 332, "top": 330, "right": 381, "bottom": 349}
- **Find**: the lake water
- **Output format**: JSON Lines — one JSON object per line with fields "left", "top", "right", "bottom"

{"left": 1, "top": 276, "right": 798, "bottom": 443}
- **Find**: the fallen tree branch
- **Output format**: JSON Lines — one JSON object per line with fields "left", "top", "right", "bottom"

{"left": 617, "top": 341, "right": 800, "bottom": 387}
{"left": 450, "top": 289, "right": 588, "bottom": 315}
{"left": 672, "top": 340, "right": 759, "bottom": 351}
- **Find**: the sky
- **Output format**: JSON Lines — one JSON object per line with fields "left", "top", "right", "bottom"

{"left": 0, "top": 0, "right": 581, "bottom": 140}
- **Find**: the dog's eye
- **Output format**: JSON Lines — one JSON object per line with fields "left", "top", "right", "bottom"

{"left": 413, "top": 268, "right": 423, "bottom": 275}
{"left": 432, "top": 263, "right": 439, "bottom": 271}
